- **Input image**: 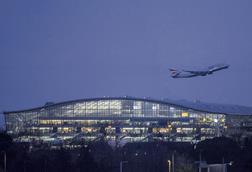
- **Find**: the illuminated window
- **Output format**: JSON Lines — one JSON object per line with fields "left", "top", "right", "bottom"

{"left": 181, "top": 112, "right": 189, "bottom": 117}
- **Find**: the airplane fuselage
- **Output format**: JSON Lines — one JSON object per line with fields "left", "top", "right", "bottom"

{"left": 170, "top": 64, "right": 229, "bottom": 78}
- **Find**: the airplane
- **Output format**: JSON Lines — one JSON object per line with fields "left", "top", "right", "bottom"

{"left": 169, "top": 64, "right": 229, "bottom": 78}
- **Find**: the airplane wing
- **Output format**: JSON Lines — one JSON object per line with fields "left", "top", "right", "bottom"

{"left": 182, "top": 70, "right": 208, "bottom": 75}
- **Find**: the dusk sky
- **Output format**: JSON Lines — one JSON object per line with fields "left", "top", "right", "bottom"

{"left": 1, "top": 0, "right": 252, "bottom": 112}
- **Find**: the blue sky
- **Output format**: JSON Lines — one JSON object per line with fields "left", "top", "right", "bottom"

{"left": 1, "top": 0, "right": 252, "bottom": 112}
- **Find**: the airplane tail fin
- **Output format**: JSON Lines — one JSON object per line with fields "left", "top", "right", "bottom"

{"left": 169, "top": 68, "right": 180, "bottom": 78}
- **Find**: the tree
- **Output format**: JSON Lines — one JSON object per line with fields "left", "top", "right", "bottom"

{"left": 75, "top": 146, "right": 99, "bottom": 172}
{"left": 194, "top": 137, "right": 240, "bottom": 164}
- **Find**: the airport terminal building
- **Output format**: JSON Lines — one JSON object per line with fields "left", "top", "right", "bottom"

{"left": 3, "top": 97, "right": 252, "bottom": 145}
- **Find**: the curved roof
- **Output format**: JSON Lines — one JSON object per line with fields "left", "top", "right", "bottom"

{"left": 4, "top": 96, "right": 252, "bottom": 116}
{"left": 164, "top": 99, "right": 252, "bottom": 116}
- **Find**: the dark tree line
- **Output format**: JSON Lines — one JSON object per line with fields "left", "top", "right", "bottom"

{"left": 193, "top": 137, "right": 252, "bottom": 172}
{"left": 0, "top": 133, "right": 251, "bottom": 172}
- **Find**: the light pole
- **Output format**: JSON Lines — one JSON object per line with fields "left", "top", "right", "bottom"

{"left": 120, "top": 161, "right": 128, "bottom": 172}
{"left": 172, "top": 151, "right": 175, "bottom": 172}
{"left": 167, "top": 160, "right": 171, "bottom": 172}
{"left": 1, "top": 151, "right": 6, "bottom": 172}
{"left": 222, "top": 161, "right": 233, "bottom": 172}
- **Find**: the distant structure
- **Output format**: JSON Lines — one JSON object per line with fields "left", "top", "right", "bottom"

{"left": 3, "top": 97, "right": 252, "bottom": 145}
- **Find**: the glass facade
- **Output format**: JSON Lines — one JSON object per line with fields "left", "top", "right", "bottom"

{"left": 4, "top": 97, "right": 252, "bottom": 144}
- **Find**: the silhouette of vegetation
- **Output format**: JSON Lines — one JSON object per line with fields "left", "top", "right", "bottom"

{"left": 0, "top": 133, "right": 251, "bottom": 172}
{"left": 194, "top": 137, "right": 252, "bottom": 172}
{"left": 194, "top": 137, "right": 240, "bottom": 163}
